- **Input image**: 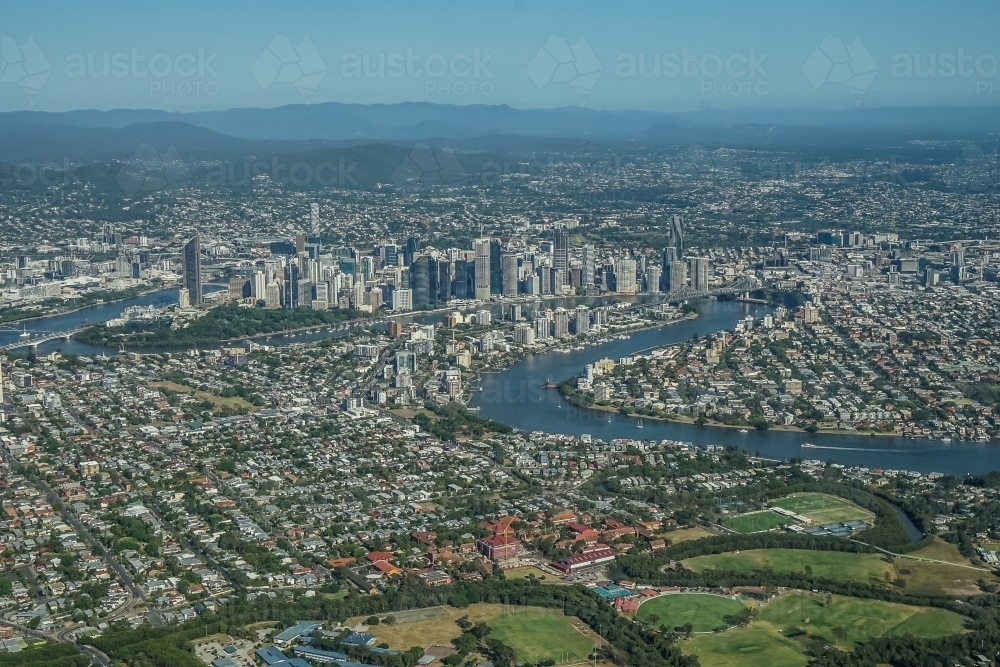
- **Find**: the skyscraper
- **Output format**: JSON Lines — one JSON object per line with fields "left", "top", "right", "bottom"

{"left": 582, "top": 244, "right": 595, "bottom": 285}
{"left": 474, "top": 239, "right": 491, "bottom": 300}
{"left": 667, "top": 260, "right": 687, "bottom": 292}
{"left": 645, "top": 266, "right": 661, "bottom": 294}
{"left": 411, "top": 256, "right": 432, "bottom": 307}
{"left": 310, "top": 203, "right": 320, "bottom": 235}
{"left": 502, "top": 253, "right": 519, "bottom": 296}
{"left": 182, "top": 235, "right": 202, "bottom": 305}
{"left": 553, "top": 308, "right": 570, "bottom": 337}
{"left": 690, "top": 257, "right": 710, "bottom": 292}
{"left": 617, "top": 257, "right": 637, "bottom": 294}
{"left": 667, "top": 214, "right": 684, "bottom": 259}
{"left": 251, "top": 271, "right": 266, "bottom": 300}
{"left": 283, "top": 263, "right": 302, "bottom": 308}
{"left": 553, "top": 226, "right": 569, "bottom": 285}
{"left": 660, "top": 246, "right": 677, "bottom": 291}
{"left": 490, "top": 240, "right": 503, "bottom": 294}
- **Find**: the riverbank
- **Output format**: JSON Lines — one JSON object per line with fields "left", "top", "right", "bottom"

{"left": 559, "top": 389, "right": 902, "bottom": 439}
{"left": 1, "top": 284, "right": 162, "bottom": 326}
{"left": 461, "top": 311, "right": 701, "bottom": 405}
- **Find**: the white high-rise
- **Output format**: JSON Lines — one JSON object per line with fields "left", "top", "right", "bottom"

{"left": 474, "top": 239, "right": 491, "bottom": 300}
{"left": 617, "top": 257, "right": 637, "bottom": 293}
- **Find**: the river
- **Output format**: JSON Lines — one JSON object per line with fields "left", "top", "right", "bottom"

{"left": 5, "top": 292, "right": 996, "bottom": 476}
{"left": 468, "top": 299, "right": 998, "bottom": 477}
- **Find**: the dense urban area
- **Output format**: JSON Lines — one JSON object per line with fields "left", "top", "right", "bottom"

{"left": 2, "top": 139, "right": 1000, "bottom": 667}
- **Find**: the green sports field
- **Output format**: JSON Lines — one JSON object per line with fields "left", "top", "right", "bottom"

{"left": 635, "top": 594, "right": 747, "bottom": 632}
{"left": 488, "top": 609, "right": 595, "bottom": 663}
{"left": 769, "top": 493, "right": 873, "bottom": 524}
{"left": 684, "top": 549, "right": 894, "bottom": 583}
{"left": 759, "top": 591, "right": 966, "bottom": 647}
{"left": 723, "top": 510, "right": 788, "bottom": 533}
{"left": 683, "top": 590, "right": 967, "bottom": 667}
{"left": 684, "top": 624, "right": 808, "bottom": 667}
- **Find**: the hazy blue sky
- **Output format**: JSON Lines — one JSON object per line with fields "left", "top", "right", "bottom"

{"left": 2, "top": 0, "right": 998, "bottom": 112}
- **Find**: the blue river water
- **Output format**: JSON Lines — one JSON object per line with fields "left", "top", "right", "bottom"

{"left": 469, "top": 299, "right": 999, "bottom": 477}
{"left": 3, "top": 292, "right": 996, "bottom": 476}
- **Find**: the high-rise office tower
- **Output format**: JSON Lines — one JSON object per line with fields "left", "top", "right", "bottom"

{"left": 283, "top": 263, "right": 302, "bottom": 308}
{"left": 690, "top": 257, "right": 710, "bottom": 292}
{"left": 667, "top": 260, "right": 688, "bottom": 291}
{"left": 411, "top": 256, "right": 432, "bottom": 307}
{"left": 502, "top": 253, "right": 519, "bottom": 296}
{"left": 182, "top": 235, "right": 202, "bottom": 305}
{"left": 538, "top": 266, "right": 553, "bottom": 295}
{"left": 404, "top": 236, "right": 421, "bottom": 266}
{"left": 251, "top": 271, "right": 266, "bottom": 299}
{"left": 667, "top": 214, "right": 683, "bottom": 259}
{"left": 453, "top": 260, "right": 472, "bottom": 299}
{"left": 617, "top": 257, "right": 637, "bottom": 293}
{"left": 582, "top": 244, "right": 595, "bottom": 285}
{"left": 553, "top": 226, "right": 569, "bottom": 284}
{"left": 474, "top": 239, "right": 491, "bottom": 300}
{"left": 438, "top": 261, "right": 453, "bottom": 302}
{"left": 381, "top": 242, "right": 399, "bottom": 267}
{"left": 660, "top": 246, "right": 677, "bottom": 291}
{"left": 490, "top": 240, "right": 503, "bottom": 294}
{"left": 310, "top": 203, "right": 320, "bottom": 235}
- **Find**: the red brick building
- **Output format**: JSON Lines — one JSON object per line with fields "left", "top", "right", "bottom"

{"left": 477, "top": 535, "right": 521, "bottom": 561}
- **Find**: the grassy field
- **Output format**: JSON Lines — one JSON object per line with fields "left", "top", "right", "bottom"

{"left": 661, "top": 526, "right": 714, "bottom": 544}
{"left": 760, "top": 591, "right": 966, "bottom": 647}
{"left": 504, "top": 566, "right": 556, "bottom": 581}
{"left": 769, "top": 493, "right": 873, "bottom": 524}
{"left": 684, "top": 548, "right": 995, "bottom": 597}
{"left": 488, "top": 609, "right": 596, "bottom": 664}
{"left": 908, "top": 536, "right": 976, "bottom": 566}
{"left": 682, "top": 591, "right": 967, "bottom": 667}
{"left": 349, "top": 603, "right": 597, "bottom": 661}
{"left": 685, "top": 549, "right": 894, "bottom": 582}
{"left": 723, "top": 511, "right": 788, "bottom": 534}
{"left": 150, "top": 381, "right": 257, "bottom": 412}
{"left": 636, "top": 594, "right": 747, "bottom": 633}
{"left": 684, "top": 622, "right": 808, "bottom": 667}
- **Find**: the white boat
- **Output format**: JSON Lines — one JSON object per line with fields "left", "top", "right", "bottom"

{"left": 607, "top": 415, "right": 612, "bottom": 423}
{"left": 801, "top": 443, "right": 817, "bottom": 448}
{"left": 637, "top": 419, "right": 643, "bottom": 429}
{"left": 941, "top": 436, "right": 951, "bottom": 443}
{"left": 739, "top": 429, "right": 748, "bottom": 434}
{"left": 19, "top": 326, "right": 30, "bottom": 338}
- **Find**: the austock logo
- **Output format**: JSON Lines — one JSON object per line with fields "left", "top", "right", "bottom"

{"left": 1, "top": 35, "right": 51, "bottom": 102}
{"left": 527, "top": 35, "right": 603, "bottom": 95}
{"left": 802, "top": 35, "right": 878, "bottom": 105}
{"left": 252, "top": 35, "right": 327, "bottom": 93}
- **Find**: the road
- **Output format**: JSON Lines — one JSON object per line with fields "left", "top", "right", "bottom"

{"left": 26, "top": 471, "right": 162, "bottom": 628}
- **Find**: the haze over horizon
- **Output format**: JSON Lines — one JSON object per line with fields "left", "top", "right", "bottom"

{"left": 1, "top": 0, "right": 998, "bottom": 114}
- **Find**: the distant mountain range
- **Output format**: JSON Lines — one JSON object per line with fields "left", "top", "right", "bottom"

{"left": 0, "top": 102, "right": 996, "bottom": 167}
